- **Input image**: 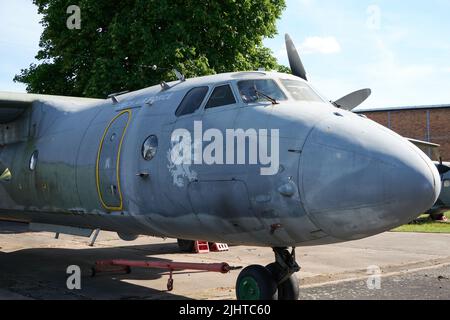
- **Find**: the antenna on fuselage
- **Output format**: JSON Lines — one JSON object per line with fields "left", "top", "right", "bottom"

{"left": 140, "top": 64, "right": 186, "bottom": 91}
{"left": 173, "top": 69, "right": 185, "bottom": 82}
{"left": 107, "top": 90, "right": 130, "bottom": 104}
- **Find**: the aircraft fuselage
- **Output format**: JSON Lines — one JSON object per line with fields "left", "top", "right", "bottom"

{"left": 0, "top": 72, "right": 441, "bottom": 247}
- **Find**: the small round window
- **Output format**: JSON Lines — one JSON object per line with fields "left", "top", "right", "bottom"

{"left": 142, "top": 135, "right": 158, "bottom": 161}
{"left": 29, "top": 151, "right": 39, "bottom": 171}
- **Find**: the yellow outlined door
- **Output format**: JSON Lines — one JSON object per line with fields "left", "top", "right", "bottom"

{"left": 96, "top": 110, "right": 131, "bottom": 211}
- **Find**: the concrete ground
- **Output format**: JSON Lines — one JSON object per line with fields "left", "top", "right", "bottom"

{"left": 301, "top": 265, "right": 450, "bottom": 300}
{"left": 1, "top": 221, "right": 450, "bottom": 300}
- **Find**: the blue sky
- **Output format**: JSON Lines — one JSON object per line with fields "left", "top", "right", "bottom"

{"left": 1, "top": 0, "right": 450, "bottom": 109}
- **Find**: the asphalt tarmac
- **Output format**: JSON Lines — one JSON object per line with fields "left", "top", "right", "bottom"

{"left": 1, "top": 221, "right": 450, "bottom": 300}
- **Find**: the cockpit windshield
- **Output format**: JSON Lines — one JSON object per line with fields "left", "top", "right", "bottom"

{"left": 238, "top": 79, "right": 287, "bottom": 104}
{"left": 280, "top": 79, "right": 325, "bottom": 102}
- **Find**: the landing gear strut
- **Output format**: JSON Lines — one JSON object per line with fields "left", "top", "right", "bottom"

{"left": 236, "top": 247, "right": 300, "bottom": 300}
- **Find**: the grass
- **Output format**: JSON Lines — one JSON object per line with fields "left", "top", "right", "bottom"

{"left": 392, "top": 211, "right": 450, "bottom": 234}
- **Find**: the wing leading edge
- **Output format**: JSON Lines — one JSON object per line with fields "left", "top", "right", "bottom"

{"left": 0, "top": 92, "right": 35, "bottom": 124}
{"left": 0, "top": 92, "right": 103, "bottom": 124}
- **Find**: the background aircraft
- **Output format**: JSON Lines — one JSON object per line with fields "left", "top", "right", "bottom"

{"left": 0, "top": 34, "right": 441, "bottom": 300}
{"left": 427, "top": 163, "right": 450, "bottom": 220}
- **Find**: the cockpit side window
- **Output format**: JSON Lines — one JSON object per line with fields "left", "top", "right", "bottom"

{"left": 280, "top": 79, "right": 324, "bottom": 102}
{"left": 175, "top": 86, "right": 209, "bottom": 117}
{"left": 238, "top": 79, "right": 287, "bottom": 104}
{"left": 205, "top": 85, "right": 236, "bottom": 109}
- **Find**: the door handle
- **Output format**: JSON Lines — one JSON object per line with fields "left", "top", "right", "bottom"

{"left": 136, "top": 172, "right": 150, "bottom": 179}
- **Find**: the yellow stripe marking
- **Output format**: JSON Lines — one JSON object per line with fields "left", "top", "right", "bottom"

{"left": 96, "top": 110, "right": 132, "bottom": 211}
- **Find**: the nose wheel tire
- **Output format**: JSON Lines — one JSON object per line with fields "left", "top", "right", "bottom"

{"left": 236, "top": 265, "right": 278, "bottom": 300}
{"left": 236, "top": 247, "right": 301, "bottom": 301}
{"left": 266, "top": 263, "right": 300, "bottom": 300}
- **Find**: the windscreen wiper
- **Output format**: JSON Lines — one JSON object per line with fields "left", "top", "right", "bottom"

{"left": 255, "top": 89, "right": 279, "bottom": 105}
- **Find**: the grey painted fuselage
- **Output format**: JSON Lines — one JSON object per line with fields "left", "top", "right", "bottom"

{"left": 0, "top": 72, "right": 442, "bottom": 247}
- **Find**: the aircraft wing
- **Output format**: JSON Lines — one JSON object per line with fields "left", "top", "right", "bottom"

{"left": 407, "top": 138, "right": 440, "bottom": 149}
{"left": 0, "top": 92, "right": 103, "bottom": 124}
{"left": 407, "top": 138, "right": 450, "bottom": 174}
{"left": 0, "top": 92, "right": 35, "bottom": 124}
{"left": 407, "top": 138, "right": 441, "bottom": 160}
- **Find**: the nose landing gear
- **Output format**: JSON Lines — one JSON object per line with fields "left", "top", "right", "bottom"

{"left": 236, "top": 247, "right": 300, "bottom": 300}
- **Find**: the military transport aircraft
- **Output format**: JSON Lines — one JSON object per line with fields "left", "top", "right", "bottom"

{"left": 0, "top": 34, "right": 442, "bottom": 300}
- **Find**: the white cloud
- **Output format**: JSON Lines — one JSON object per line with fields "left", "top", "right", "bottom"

{"left": 305, "top": 35, "right": 448, "bottom": 108}
{"left": 355, "top": 37, "right": 446, "bottom": 107}
{"left": 269, "top": 0, "right": 450, "bottom": 107}
{"left": 299, "top": 37, "right": 341, "bottom": 55}
{"left": 365, "top": 38, "right": 436, "bottom": 81}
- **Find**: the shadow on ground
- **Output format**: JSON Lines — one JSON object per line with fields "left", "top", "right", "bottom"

{"left": 0, "top": 221, "right": 30, "bottom": 234}
{"left": 0, "top": 241, "right": 195, "bottom": 300}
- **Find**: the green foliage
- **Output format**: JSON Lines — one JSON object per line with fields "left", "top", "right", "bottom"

{"left": 392, "top": 212, "right": 450, "bottom": 234}
{"left": 14, "top": 0, "right": 287, "bottom": 98}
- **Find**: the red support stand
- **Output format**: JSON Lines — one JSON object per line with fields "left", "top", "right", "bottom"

{"left": 194, "top": 241, "right": 210, "bottom": 253}
{"left": 210, "top": 243, "right": 229, "bottom": 252}
{"left": 192, "top": 241, "right": 229, "bottom": 253}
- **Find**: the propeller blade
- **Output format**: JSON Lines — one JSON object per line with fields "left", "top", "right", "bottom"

{"left": 333, "top": 89, "right": 372, "bottom": 111}
{"left": 285, "top": 34, "right": 308, "bottom": 81}
{"left": 0, "top": 168, "right": 12, "bottom": 182}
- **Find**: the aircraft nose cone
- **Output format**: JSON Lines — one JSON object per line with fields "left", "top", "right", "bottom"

{"left": 300, "top": 114, "right": 440, "bottom": 240}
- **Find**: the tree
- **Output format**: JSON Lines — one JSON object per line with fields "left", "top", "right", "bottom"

{"left": 15, "top": 0, "right": 287, "bottom": 98}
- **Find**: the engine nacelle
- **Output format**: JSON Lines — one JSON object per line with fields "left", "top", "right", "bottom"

{"left": 117, "top": 233, "right": 139, "bottom": 241}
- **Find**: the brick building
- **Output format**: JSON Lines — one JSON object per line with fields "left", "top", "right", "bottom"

{"left": 354, "top": 104, "right": 450, "bottom": 161}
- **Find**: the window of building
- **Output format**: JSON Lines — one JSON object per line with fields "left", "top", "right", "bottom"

{"left": 175, "top": 87, "right": 209, "bottom": 117}
{"left": 205, "top": 85, "right": 236, "bottom": 109}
